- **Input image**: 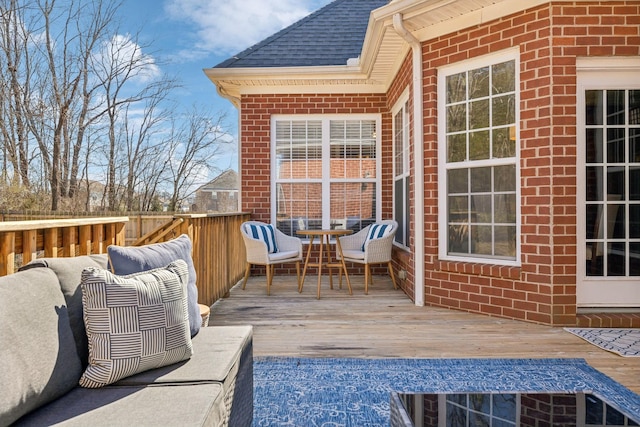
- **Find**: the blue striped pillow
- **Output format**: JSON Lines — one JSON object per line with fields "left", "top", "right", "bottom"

{"left": 362, "top": 223, "right": 392, "bottom": 251}
{"left": 245, "top": 223, "right": 278, "bottom": 253}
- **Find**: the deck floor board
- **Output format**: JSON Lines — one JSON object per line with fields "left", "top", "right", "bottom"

{"left": 209, "top": 275, "right": 640, "bottom": 394}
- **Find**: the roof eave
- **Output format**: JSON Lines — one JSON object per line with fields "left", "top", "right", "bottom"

{"left": 203, "top": 64, "right": 387, "bottom": 106}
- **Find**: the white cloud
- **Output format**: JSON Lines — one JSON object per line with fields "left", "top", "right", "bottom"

{"left": 165, "top": 0, "right": 330, "bottom": 56}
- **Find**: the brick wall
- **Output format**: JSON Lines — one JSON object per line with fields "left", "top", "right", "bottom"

{"left": 417, "top": 1, "right": 640, "bottom": 325}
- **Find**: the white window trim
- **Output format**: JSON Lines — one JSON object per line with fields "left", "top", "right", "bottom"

{"left": 270, "top": 114, "right": 382, "bottom": 231}
{"left": 437, "top": 48, "right": 521, "bottom": 267}
{"left": 392, "top": 88, "right": 410, "bottom": 250}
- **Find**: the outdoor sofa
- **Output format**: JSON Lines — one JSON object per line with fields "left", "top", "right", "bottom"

{"left": 0, "top": 251, "right": 253, "bottom": 426}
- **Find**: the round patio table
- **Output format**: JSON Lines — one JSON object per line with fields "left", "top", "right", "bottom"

{"left": 296, "top": 229, "right": 352, "bottom": 299}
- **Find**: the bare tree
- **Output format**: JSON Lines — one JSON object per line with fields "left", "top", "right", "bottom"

{"left": 163, "top": 107, "right": 232, "bottom": 212}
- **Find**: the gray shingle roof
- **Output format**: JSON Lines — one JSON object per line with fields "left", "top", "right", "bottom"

{"left": 214, "top": 0, "right": 389, "bottom": 69}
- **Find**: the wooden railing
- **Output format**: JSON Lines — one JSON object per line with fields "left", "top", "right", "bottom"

{"left": 0, "top": 217, "right": 128, "bottom": 276}
{"left": 139, "top": 213, "right": 251, "bottom": 306}
{"left": 0, "top": 213, "right": 250, "bottom": 307}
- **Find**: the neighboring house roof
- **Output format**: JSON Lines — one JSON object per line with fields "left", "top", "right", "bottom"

{"left": 214, "top": 0, "right": 389, "bottom": 69}
{"left": 197, "top": 169, "right": 238, "bottom": 192}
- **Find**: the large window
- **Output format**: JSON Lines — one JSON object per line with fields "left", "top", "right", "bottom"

{"left": 438, "top": 50, "right": 520, "bottom": 264}
{"left": 273, "top": 116, "right": 380, "bottom": 236}
{"left": 393, "top": 91, "right": 410, "bottom": 248}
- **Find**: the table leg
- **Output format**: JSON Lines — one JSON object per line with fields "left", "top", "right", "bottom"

{"left": 335, "top": 237, "right": 352, "bottom": 295}
{"left": 325, "top": 234, "right": 334, "bottom": 290}
{"left": 316, "top": 235, "right": 323, "bottom": 299}
{"left": 300, "top": 235, "right": 315, "bottom": 292}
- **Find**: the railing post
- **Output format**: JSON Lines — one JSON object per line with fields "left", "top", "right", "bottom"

{"left": 0, "top": 232, "right": 16, "bottom": 276}
{"left": 44, "top": 228, "right": 59, "bottom": 258}
{"left": 22, "top": 230, "right": 37, "bottom": 265}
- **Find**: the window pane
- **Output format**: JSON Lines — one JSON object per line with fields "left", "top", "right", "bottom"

{"left": 449, "top": 224, "right": 469, "bottom": 254}
{"left": 630, "top": 129, "right": 640, "bottom": 163}
{"left": 276, "top": 182, "right": 322, "bottom": 234}
{"left": 469, "top": 130, "right": 490, "bottom": 160}
{"left": 607, "top": 128, "right": 625, "bottom": 163}
{"left": 472, "top": 194, "right": 491, "bottom": 222}
{"left": 495, "top": 194, "right": 517, "bottom": 223}
{"left": 607, "top": 166, "right": 625, "bottom": 200}
{"left": 471, "top": 225, "right": 492, "bottom": 255}
{"left": 586, "top": 90, "right": 603, "bottom": 125}
{"left": 447, "top": 72, "right": 466, "bottom": 103}
{"left": 492, "top": 61, "right": 515, "bottom": 94}
{"left": 586, "top": 166, "right": 603, "bottom": 201}
{"left": 495, "top": 165, "right": 516, "bottom": 192}
{"left": 447, "top": 104, "right": 467, "bottom": 132}
{"left": 631, "top": 166, "right": 640, "bottom": 200}
{"left": 631, "top": 90, "right": 640, "bottom": 125}
{"left": 469, "top": 66, "right": 489, "bottom": 99}
{"left": 448, "top": 169, "right": 468, "bottom": 194}
{"left": 492, "top": 94, "right": 515, "bottom": 126}
{"left": 449, "top": 196, "right": 468, "bottom": 222}
{"left": 330, "top": 182, "right": 375, "bottom": 232}
{"left": 494, "top": 226, "right": 516, "bottom": 257}
{"left": 607, "top": 90, "right": 625, "bottom": 125}
{"left": 492, "top": 127, "right": 516, "bottom": 158}
{"left": 470, "top": 167, "right": 491, "bottom": 193}
{"left": 448, "top": 133, "right": 467, "bottom": 162}
{"left": 586, "top": 128, "right": 603, "bottom": 163}
{"left": 630, "top": 205, "right": 640, "bottom": 238}
{"left": 470, "top": 99, "right": 490, "bottom": 129}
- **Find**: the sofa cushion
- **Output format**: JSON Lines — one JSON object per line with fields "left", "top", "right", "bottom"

{"left": 79, "top": 260, "right": 193, "bottom": 388}
{"left": 13, "top": 383, "right": 226, "bottom": 427}
{"left": 0, "top": 268, "right": 83, "bottom": 426}
{"left": 116, "top": 325, "right": 252, "bottom": 385}
{"left": 107, "top": 235, "right": 201, "bottom": 337}
{"left": 19, "top": 254, "right": 109, "bottom": 367}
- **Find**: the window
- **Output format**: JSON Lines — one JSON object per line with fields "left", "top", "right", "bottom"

{"left": 272, "top": 116, "right": 380, "bottom": 236}
{"left": 438, "top": 50, "right": 520, "bottom": 264}
{"left": 584, "top": 89, "right": 640, "bottom": 277}
{"left": 393, "top": 91, "right": 410, "bottom": 248}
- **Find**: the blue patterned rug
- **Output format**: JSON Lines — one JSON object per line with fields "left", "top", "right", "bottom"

{"left": 253, "top": 357, "right": 640, "bottom": 426}
{"left": 565, "top": 328, "right": 640, "bottom": 357}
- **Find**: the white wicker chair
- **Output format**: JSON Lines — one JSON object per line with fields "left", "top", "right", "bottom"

{"left": 240, "top": 221, "right": 303, "bottom": 295}
{"left": 337, "top": 220, "right": 398, "bottom": 294}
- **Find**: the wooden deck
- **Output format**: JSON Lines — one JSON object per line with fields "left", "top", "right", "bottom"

{"left": 209, "top": 274, "right": 640, "bottom": 395}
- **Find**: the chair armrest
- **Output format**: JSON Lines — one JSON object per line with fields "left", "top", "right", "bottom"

{"left": 242, "top": 234, "right": 270, "bottom": 264}
{"left": 275, "top": 231, "right": 303, "bottom": 257}
{"left": 338, "top": 227, "right": 370, "bottom": 251}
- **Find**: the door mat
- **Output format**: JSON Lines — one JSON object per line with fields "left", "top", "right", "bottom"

{"left": 564, "top": 328, "right": 640, "bottom": 357}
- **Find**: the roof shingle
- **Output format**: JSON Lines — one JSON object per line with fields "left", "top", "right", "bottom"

{"left": 214, "top": 0, "right": 389, "bottom": 69}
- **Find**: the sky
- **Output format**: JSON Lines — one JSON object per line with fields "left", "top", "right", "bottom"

{"left": 118, "top": 0, "right": 334, "bottom": 172}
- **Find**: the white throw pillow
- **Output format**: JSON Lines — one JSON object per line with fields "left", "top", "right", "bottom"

{"left": 79, "top": 260, "right": 193, "bottom": 388}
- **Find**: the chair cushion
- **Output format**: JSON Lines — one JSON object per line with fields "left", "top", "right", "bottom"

{"left": 244, "top": 223, "right": 278, "bottom": 253}
{"left": 79, "top": 260, "right": 193, "bottom": 388}
{"left": 107, "top": 234, "right": 200, "bottom": 338}
{"left": 362, "top": 223, "right": 393, "bottom": 251}
{"left": 341, "top": 249, "right": 366, "bottom": 260}
{"left": 268, "top": 250, "right": 299, "bottom": 261}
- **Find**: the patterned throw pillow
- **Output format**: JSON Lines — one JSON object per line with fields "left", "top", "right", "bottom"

{"left": 362, "top": 223, "right": 393, "bottom": 251}
{"left": 244, "top": 223, "right": 278, "bottom": 253}
{"left": 79, "top": 260, "right": 193, "bottom": 388}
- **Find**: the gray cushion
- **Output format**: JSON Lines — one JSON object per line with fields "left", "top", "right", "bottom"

{"left": 107, "top": 235, "right": 201, "bottom": 337}
{"left": 79, "top": 261, "right": 193, "bottom": 388}
{"left": 115, "top": 325, "right": 253, "bottom": 385}
{"left": 13, "top": 383, "right": 225, "bottom": 427}
{"left": 0, "top": 268, "right": 83, "bottom": 426}
{"left": 19, "top": 254, "right": 109, "bottom": 367}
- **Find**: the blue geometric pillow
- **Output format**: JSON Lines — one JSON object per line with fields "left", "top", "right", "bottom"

{"left": 362, "top": 223, "right": 393, "bottom": 251}
{"left": 245, "top": 223, "right": 278, "bottom": 253}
